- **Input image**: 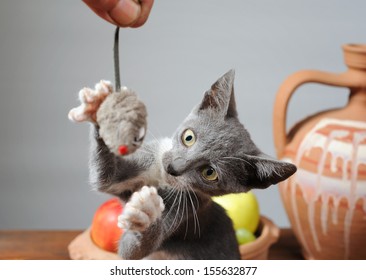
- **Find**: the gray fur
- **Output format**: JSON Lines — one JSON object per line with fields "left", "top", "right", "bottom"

{"left": 89, "top": 69, "right": 297, "bottom": 259}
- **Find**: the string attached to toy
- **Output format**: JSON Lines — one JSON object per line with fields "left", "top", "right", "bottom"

{"left": 114, "top": 27, "right": 121, "bottom": 92}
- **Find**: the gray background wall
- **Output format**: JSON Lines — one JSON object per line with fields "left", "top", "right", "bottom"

{"left": 0, "top": 0, "right": 363, "bottom": 229}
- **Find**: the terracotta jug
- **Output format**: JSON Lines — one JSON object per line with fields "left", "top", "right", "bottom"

{"left": 273, "top": 44, "right": 366, "bottom": 259}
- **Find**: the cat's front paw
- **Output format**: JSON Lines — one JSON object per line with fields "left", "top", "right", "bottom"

{"left": 68, "top": 80, "right": 113, "bottom": 123}
{"left": 117, "top": 186, "right": 165, "bottom": 232}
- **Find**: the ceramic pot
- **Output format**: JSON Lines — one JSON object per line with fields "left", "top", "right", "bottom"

{"left": 273, "top": 44, "right": 366, "bottom": 259}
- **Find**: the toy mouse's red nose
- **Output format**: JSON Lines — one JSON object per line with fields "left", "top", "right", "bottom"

{"left": 118, "top": 145, "right": 129, "bottom": 155}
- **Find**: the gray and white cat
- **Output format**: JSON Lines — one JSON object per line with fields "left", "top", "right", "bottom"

{"left": 78, "top": 70, "right": 296, "bottom": 259}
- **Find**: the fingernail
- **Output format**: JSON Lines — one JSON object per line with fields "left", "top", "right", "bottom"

{"left": 111, "top": 0, "right": 140, "bottom": 27}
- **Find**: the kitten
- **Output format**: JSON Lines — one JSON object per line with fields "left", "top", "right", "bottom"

{"left": 86, "top": 69, "right": 296, "bottom": 259}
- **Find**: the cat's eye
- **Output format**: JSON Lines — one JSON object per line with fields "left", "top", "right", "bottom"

{"left": 182, "top": 129, "right": 196, "bottom": 147}
{"left": 201, "top": 166, "right": 218, "bottom": 181}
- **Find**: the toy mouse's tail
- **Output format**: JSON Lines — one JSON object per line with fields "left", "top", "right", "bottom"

{"left": 114, "top": 27, "right": 121, "bottom": 92}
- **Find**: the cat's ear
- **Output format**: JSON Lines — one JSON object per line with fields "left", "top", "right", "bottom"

{"left": 199, "top": 69, "right": 238, "bottom": 118}
{"left": 239, "top": 154, "right": 297, "bottom": 189}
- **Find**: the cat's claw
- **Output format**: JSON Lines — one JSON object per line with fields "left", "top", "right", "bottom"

{"left": 68, "top": 80, "right": 113, "bottom": 123}
{"left": 117, "top": 186, "right": 165, "bottom": 232}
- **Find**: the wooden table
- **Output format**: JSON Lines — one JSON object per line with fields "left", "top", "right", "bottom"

{"left": 0, "top": 229, "right": 303, "bottom": 260}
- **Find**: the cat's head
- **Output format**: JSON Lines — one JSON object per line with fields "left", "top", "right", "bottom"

{"left": 162, "top": 70, "right": 296, "bottom": 196}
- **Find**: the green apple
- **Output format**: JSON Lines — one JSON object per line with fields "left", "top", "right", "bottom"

{"left": 212, "top": 192, "right": 260, "bottom": 233}
{"left": 236, "top": 228, "right": 256, "bottom": 245}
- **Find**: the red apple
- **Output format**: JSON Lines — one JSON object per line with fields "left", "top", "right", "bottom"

{"left": 90, "top": 198, "right": 124, "bottom": 252}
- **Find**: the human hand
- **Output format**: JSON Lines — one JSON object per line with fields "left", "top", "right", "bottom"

{"left": 83, "top": 0, "right": 154, "bottom": 28}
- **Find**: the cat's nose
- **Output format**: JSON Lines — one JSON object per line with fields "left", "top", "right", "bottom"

{"left": 166, "top": 163, "right": 179, "bottom": 176}
{"left": 166, "top": 158, "right": 187, "bottom": 176}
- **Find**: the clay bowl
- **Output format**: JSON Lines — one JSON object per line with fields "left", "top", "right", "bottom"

{"left": 68, "top": 215, "right": 279, "bottom": 260}
{"left": 239, "top": 216, "right": 280, "bottom": 260}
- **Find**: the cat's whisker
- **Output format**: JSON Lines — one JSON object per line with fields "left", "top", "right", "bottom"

{"left": 135, "top": 149, "right": 153, "bottom": 158}
{"left": 185, "top": 184, "right": 198, "bottom": 209}
{"left": 187, "top": 189, "right": 201, "bottom": 238}
{"left": 167, "top": 188, "right": 183, "bottom": 234}
{"left": 184, "top": 193, "right": 189, "bottom": 240}
{"left": 176, "top": 189, "right": 186, "bottom": 232}
{"left": 159, "top": 138, "right": 173, "bottom": 153}
{"left": 163, "top": 188, "right": 175, "bottom": 202}
{"left": 222, "top": 156, "right": 255, "bottom": 168}
{"left": 147, "top": 129, "right": 159, "bottom": 142}
{"left": 147, "top": 123, "right": 165, "bottom": 141}
{"left": 164, "top": 187, "right": 180, "bottom": 224}
{"left": 137, "top": 145, "right": 154, "bottom": 155}
{"left": 193, "top": 202, "right": 201, "bottom": 237}
{"left": 177, "top": 189, "right": 187, "bottom": 234}
{"left": 189, "top": 186, "right": 200, "bottom": 210}
{"left": 164, "top": 184, "right": 179, "bottom": 202}
{"left": 216, "top": 160, "right": 231, "bottom": 179}
{"left": 134, "top": 147, "right": 154, "bottom": 161}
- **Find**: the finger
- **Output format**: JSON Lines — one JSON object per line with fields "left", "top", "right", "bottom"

{"left": 83, "top": 0, "right": 141, "bottom": 27}
{"left": 108, "top": 0, "right": 142, "bottom": 27}
{"left": 131, "top": 0, "right": 154, "bottom": 28}
{"left": 82, "top": 0, "right": 118, "bottom": 25}
{"left": 83, "top": 0, "right": 119, "bottom": 10}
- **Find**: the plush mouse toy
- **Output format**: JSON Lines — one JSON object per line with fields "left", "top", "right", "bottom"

{"left": 68, "top": 28, "right": 147, "bottom": 156}
{"left": 97, "top": 86, "right": 147, "bottom": 156}
{"left": 68, "top": 81, "right": 147, "bottom": 156}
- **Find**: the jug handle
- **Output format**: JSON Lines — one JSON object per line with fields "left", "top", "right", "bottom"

{"left": 273, "top": 70, "right": 353, "bottom": 158}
